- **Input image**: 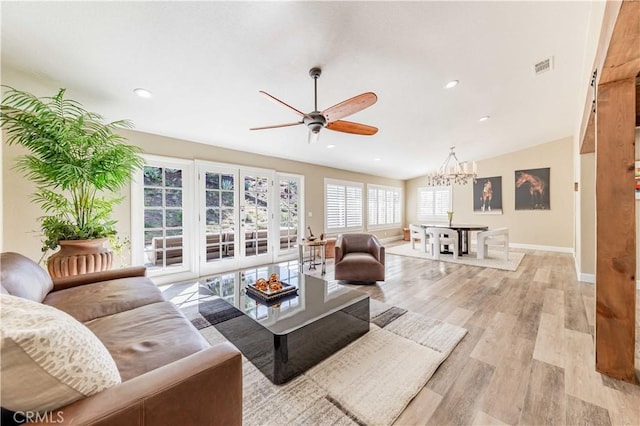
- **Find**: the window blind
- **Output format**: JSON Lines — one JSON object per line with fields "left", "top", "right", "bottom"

{"left": 325, "top": 180, "right": 363, "bottom": 232}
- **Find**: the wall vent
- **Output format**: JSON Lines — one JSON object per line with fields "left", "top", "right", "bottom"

{"left": 534, "top": 57, "right": 554, "bottom": 75}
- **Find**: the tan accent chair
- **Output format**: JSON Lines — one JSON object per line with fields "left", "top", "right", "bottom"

{"left": 334, "top": 233, "right": 385, "bottom": 283}
{"left": 409, "top": 224, "right": 429, "bottom": 253}
{"left": 477, "top": 227, "right": 509, "bottom": 260}
{"left": 426, "top": 227, "right": 459, "bottom": 260}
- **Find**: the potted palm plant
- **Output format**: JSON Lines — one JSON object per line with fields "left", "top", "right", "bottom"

{"left": 0, "top": 87, "right": 143, "bottom": 277}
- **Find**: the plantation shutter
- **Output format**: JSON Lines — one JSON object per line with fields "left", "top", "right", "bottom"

{"left": 418, "top": 186, "right": 451, "bottom": 220}
{"left": 368, "top": 188, "right": 378, "bottom": 227}
{"left": 367, "top": 185, "right": 402, "bottom": 228}
{"left": 326, "top": 184, "right": 346, "bottom": 229}
{"left": 325, "top": 180, "right": 363, "bottom": 232}
{"left": 346, "top": 186, "right": 363, "bottom": 228}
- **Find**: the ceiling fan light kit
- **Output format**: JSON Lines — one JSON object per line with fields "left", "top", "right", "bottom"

{"left": 250, "top": 67, "right": 378, "bottom": 141}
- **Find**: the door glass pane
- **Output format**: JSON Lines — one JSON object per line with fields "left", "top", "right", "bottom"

{"left": 279, "top": 177, "right": 299, "bottom": 250}
{"left": 244, "top": 175, "right": 269, "bottom": 258}
{"left": 144, "top": 188, "right": 162, "bottom": 206}
{"left": 165, "top": 189, "right": 182, "bottom": 207}
{"left": 142, "top": 166, "right": 185, "bottom": 271}
{"left": 165, "top": 168, "right": 182, "bottom": 187}
{"left": 204, "top": 171, "right": 235, "bottom": 263}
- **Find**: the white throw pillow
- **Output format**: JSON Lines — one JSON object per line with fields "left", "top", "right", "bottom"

{"left": 1, "top": 293, "right": 121, "bottom": 413}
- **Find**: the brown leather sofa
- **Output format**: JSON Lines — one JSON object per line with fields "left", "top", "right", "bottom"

{"left": 0, "top": 252, "right": 242, "bottom": 426}
{"left": 334, "top": 233, "right": 385, "bottom": 283}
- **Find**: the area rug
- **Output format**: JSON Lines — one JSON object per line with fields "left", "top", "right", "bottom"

{"left": 386, "top": 242, "right": 525, "bottom": 271}
{"left": 193, "top": 299, "right": 467, "bottom": 426}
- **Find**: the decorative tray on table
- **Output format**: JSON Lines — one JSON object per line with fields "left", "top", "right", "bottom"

{"left": 245, "top": 274, "right": 298, "bottom": 303}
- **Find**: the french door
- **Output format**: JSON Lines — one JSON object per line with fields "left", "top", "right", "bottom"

{"left": 239, "top": 168, "right": 273, "bottom": 268}
{"left": 275, "top": 174, "right": 302, "bottom": 260}
{"left": 134, "top": 157, "right": 304, "bottom": 281}
{"left": 198, "top": 163, "right": 275, "bottom": 275}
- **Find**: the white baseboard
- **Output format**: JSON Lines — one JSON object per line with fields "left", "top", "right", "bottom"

{"left": 579, "top": 273, "right": 596, "bottom": 284}
{"left": 470, "top": 241, "right": 573, "bottom": 254}
{"left": 507, "top": 243, "right": 574, "bottom": 253}
{"left": 380, "top": 235, "right": 403, "bottom": 244}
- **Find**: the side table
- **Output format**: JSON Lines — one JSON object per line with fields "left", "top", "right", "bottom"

{"left": 298, "top": 239, "right": 327, "bottom": 275}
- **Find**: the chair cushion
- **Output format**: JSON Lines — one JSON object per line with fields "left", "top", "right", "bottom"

{"left": 335, "top": 253, "right": 385, "bottom": 282}
{"left": 0, "top": 252, "right": 53, "bottom": 303}
{"left": 85, "top": 302, "right": 210, "bottom": 381}
{"left": 44, "top": 277, "right": 165, "bottom": 323}
{"left": 1, "top": 294, "right": 121, "bottom": 413}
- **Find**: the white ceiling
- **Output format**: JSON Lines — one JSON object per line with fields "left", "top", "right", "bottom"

{"left": 1, "top": 1, "right": 595, "bottom": 180}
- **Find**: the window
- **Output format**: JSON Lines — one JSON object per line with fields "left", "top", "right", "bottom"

{"left": 367, "top": 185, "right": 402, "bottom": 228}
{"left": 417, "top": 186, "right": 452, "bottom": 220}
{"left": 325, "top": 179, "right": 363, "bottom": 233}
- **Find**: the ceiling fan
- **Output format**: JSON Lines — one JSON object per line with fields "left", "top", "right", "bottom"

{"left": 250, "top": 67, "right": 378, "bottom": 143}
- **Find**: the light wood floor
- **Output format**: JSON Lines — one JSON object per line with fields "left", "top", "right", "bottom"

{"left": 167, "top": 247, "right": 640, "bottom": 425}
{"left": 321, "top": 247, "right": 640, "bottom": 426}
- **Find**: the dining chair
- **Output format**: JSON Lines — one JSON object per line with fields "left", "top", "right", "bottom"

{"left": 425, "top": 227, "right": 459, "bottom": 260}
{"left": 409, "top": 224, "right": 429, "bottom": 253}
{"left": 476, "top": 227, "right": 509, "bottom": 260}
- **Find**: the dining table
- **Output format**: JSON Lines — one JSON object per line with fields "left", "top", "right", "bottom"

{"left": 421, "top": 223, "right": 489, "bottom": 255}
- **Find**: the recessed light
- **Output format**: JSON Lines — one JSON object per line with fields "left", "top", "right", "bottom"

{"left": 374, "top": 158, "right": 381, "bottom": 161}
{"left": 327, "top": 144, "right": 335, "bottom": 149}
{"left": 479, "top": 115, "right": 490, "bottom": 122}
{"left": 445, "top": 80, "right": 459, "bottom": 89}
{"left": 133, "top": 88, "right": 153, "bottom": 98}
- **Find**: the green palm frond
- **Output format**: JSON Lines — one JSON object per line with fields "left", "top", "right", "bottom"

{"left": 1, "top": 86, "right": 143, "bottom": 252}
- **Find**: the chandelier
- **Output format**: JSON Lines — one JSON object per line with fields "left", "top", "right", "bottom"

{"left": 425, "top": 146, "right": 477, "bottom": 186}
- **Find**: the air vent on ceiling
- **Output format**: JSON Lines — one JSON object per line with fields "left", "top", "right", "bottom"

{"left": 534, "top": 57, "right": 554, "bottom": 75}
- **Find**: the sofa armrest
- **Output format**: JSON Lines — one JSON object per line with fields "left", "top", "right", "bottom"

{"left": 51, "top": 266, "right": 147, "bottom": 292}
{"left": 368, "top": 236, "right": 385, "bottom": 264}
{"left": 32, "top": 342, "right": 242, "bottom": 426}
{"left": 335, "top": 235, "right": 345, "bottom": 263}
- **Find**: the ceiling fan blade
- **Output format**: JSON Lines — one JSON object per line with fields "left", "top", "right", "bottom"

{"left": 250, "top": 122, "right": 303, "bottom": 131}
{"left": 322, "top": 92, "right": 377, "bottom": 123}
{"left": 259, "top": 91, "right": 305, "bottom": 117}
{"left": 326, "top": 120, "right": 378, "bottom": 136}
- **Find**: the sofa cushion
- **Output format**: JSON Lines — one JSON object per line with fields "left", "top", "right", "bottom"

{"left": 0, "top": 294, "right": 121, "bottom": 413}
{"left": 44, "top": 276, "right": 165, "bottom": 323}
{"left": 85, "top": 301, "right": 210, "bottom": 381}
{"left": 0, "top": 252, "right": 53, "bottom": 302}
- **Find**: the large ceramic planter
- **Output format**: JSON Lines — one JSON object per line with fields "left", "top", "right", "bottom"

{"left": 47, "top": 238, "right": 113, "bottom": 278}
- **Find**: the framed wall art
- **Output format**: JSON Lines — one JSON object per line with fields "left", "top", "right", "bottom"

{"left": 515, "top": 167, "right": 550, "bottom": 210}
{"left": 473, "top": 176, "right": 502, "bottom": 214}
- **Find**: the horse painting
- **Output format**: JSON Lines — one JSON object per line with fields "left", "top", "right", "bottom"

{"left": 515, "top": 170, "right": 548, "bottom": 209}
{"left": 473, "top": 176, "right": 502, "bottom": 213}
{"left": 480, "top": 180, "right": 493, "bottom": 211}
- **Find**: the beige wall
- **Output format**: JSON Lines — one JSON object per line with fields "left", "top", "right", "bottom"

{"left": 580, "top": 152, "right": 596, "bottom": 275}
{"left": 2, "top": 129, "right": 404, "bottom": 264}
{"left": 406, "top": 136, "right": 574, "bottom": 249}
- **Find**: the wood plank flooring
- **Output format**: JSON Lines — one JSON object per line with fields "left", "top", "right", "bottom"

{"left": 166, "top": 246, "right": 640, "bottom": 425}
{"left": 309, "top": 247, "right": 640, "bottom": 425}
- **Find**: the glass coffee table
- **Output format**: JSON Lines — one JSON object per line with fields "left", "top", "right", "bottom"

{"left": 199, "top": 264, "right": 369, "bottom": 384}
